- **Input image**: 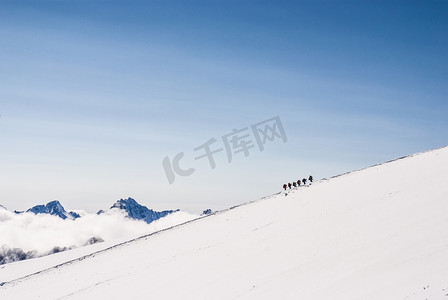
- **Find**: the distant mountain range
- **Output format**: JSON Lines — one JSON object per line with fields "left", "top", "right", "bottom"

{"left": 10, "top": 197, "right": 177, "bottom": 224}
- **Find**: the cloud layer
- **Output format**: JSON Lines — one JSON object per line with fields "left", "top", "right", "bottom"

{"left": 0, "top": 207, "right": 198, "bottom": 263}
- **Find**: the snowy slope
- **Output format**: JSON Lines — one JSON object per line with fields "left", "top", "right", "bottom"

{"left": 1, "top": 146, "right": 448, "bottom": 299}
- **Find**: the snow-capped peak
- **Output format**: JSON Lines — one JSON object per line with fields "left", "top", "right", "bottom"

{"left": 110, "top": 197, "right": 178, "bottom": 224}
{"left": 26, "top": 200, "right": 80, "bottom": 220}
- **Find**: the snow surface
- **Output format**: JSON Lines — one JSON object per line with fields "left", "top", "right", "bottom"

{"left": 1, "top": 146, "right": 448, "bottom": 299}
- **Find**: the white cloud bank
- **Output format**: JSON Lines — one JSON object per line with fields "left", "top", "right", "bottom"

{"left": 0, "top": 207, "right": 198, "bottom": 263}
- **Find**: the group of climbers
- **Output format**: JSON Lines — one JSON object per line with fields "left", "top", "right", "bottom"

{"left": 283, "top": 175, "right": 313, "bottom": 190}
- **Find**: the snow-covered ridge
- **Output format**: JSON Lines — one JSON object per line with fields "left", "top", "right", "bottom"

{"left": 1, "top": 146, "right": 447, "bottom": 299}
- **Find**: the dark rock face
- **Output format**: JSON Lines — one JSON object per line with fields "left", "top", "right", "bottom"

{"left": 0, "top": 246, "right": 37, "bottom": 265}
{"left": 84, "top": 237, "right": 104, "bottom": 245}
{"left": 202, "top": 209, "right": 213, "bottom": 215}
{"left": 0, "top": 235, "right": 105, "bottom": 265}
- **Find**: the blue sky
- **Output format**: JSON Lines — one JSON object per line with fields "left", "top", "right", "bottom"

{"left": 1, "top": 1, "right": 447, "bottom": 213}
